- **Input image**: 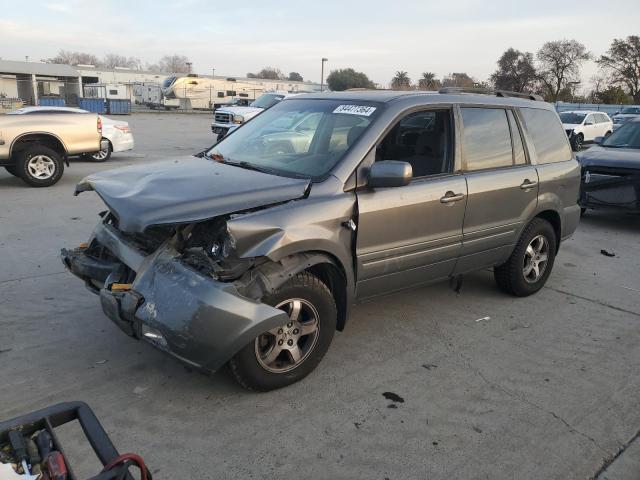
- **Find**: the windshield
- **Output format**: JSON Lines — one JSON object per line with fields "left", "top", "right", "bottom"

{"left": 620, "top": 107, "right": 640, "bottom": 115}
{"left": 161, "top": 76, "right": 177, "bottom": 89}
{"left": 250, "top": 94, "right": 286, "bottom": 109}
{"left": 602, "top": 121, "right": 640, "bottom": 149}
{"left": 207, "top": 99, "right": 381, "bottom": 179}
{"left": 559, "top": 112, "right": 586, "bottom": 124}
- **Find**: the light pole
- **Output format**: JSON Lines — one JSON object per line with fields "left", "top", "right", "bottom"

{"left": 186, "top": 62, "right": 192, "bottom": 74}
{"left": 320, "top": 58, "right": 328, "bottom": 92}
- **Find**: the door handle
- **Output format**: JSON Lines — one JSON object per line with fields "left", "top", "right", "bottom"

{"left": 440, "top": 191, "right": 465, "bottom": 204}
{"left": 520, "top": 179, "right": 538, "bottom": 190}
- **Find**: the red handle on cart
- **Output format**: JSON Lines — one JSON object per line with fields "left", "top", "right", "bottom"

{"left": 44, "top": 451, "right": 67, "bottom": 480}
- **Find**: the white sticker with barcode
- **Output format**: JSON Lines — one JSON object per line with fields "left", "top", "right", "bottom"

{"left": 333, "top": 105, "right": 377, "bottom": 116}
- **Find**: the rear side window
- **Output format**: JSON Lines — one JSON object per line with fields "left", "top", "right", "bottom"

{"left": 519, "top": 108, "right": 572, "bottom": 164}
{"left": 461, "top": 108, "right": 513, "bottom": 171}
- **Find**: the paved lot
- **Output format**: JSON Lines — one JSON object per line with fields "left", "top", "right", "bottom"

{"left": 1, "top": 113, "right": 639, "bottom": 479}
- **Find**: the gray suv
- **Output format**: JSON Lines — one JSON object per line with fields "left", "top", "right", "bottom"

{"left": 62, "top": 89, "right": 580, "bottom": 391}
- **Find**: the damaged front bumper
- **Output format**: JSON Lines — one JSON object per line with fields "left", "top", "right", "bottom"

{"left": 61, "top": 222, "right": 290, "bottom": 373}
{"left": 580, "top": 166, "right": 640, "bottom": 212}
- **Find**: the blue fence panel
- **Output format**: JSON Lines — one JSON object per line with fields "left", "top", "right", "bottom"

{"left": 79, "top": 98, "right": 106, "bottom": 114}
{"left": 38, "top": 97, "right": 65, "bottom": 107}
{"left": 107, "top": 99, "right": 131, "bottom": 115}
{"left": 554, "top": 102, "right": 640, "bottom": 116}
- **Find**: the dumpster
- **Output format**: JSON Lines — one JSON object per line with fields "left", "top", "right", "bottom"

{"left": 79, "top": 98, "right": 106, "bottom": 114}
{"left": 39, "top": 97, "right": 65, "bottom": 107}
{"left": 107, "top": 99, "right": 131, "bottom": 115}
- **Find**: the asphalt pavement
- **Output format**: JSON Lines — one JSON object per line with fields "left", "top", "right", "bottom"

{"left": 1, "top": 113, "right": 638, "bottom": 479}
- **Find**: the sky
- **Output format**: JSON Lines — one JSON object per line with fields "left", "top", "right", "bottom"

{"left": 1, "top": 0, "right": 639, "bottom": 92}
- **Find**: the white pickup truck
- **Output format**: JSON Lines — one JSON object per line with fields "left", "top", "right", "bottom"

{"left": 211, "top": 92, "right": 296, "bottom": 140}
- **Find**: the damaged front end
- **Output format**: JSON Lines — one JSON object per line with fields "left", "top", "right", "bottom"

{"left": 580, "top": 165, "right": 640, "bottom": 212}
{"left": 61, "top": 213, "right": 292, "bottom": 373}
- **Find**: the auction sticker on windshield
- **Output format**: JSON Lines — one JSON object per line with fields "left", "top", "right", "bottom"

{"left": 333, "top": 105, "right": 377, "bottom": 116}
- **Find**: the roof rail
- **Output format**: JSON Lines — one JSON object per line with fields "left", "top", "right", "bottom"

{"left": 438, "top": 87, "right": 543, "bottom": 102}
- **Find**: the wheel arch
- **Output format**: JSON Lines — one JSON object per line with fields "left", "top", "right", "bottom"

{"left": 533, "top": 209, "right": 561, "bottom": 252}
{"left": 10, "top": 132, "right": 67, "bottom": 158}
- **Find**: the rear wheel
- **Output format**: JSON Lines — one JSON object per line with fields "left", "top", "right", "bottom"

{"left": 88, "top": 139, "right": 111, "bottom": 162}
{"left": 494, "top": 218, "right": 557, "bottom": 297}
{"left": 229, "top": 272, "right": 337, "bottom": 391}
{"left": 16, "top": 144, "right": 64, "bottom": 187}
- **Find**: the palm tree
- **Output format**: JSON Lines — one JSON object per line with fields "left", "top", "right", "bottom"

{"left": 418, "top": 72, "right": 440, "bottom": 90}
{"left": 391, "top": 71, "right": 411, "bottom": 90}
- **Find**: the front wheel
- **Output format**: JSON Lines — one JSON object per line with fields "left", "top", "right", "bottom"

{"left": 229, "top": 272, "right": 337, "bottom": 391}
{"left": 494, "top": 218, "right": 557, "bottom": 297}
{"left": 571, "top": 133, "right": 584, "bottom": 151}
{"left": 16, "top": 144, "right": 64, "bottom": 187}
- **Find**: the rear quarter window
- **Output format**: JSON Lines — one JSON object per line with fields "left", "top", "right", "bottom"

{"left": 519, "top": 108, "right": 572, "bottom": 164}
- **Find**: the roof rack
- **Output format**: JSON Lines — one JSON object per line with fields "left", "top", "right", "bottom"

{"left": 438, "top": 87, "right": 544, "bottom": 102}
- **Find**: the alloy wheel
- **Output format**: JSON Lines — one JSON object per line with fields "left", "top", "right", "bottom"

{"left": 92, "top": 148, "right": 109, "bottom": 161}
{"left": 523, "top": 235, "right": 549, "bottom": 284}
{"left": 255, "top": 298, "right": 320, "bottom": 373}
{"left": 27, "top": 155, "right": 56, "bottom": 179}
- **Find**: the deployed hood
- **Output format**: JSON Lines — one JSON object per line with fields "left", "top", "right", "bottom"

{"left": 578, "top": 146, "right": 640, "bottom": 170}
{"left": 76, "top": 157, "right": 310, "bottom": 233}
{"left": 217, "top": 106, "right": 263, "bottom": 116}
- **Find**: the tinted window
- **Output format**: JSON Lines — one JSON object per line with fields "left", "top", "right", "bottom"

{"left": 507, "top": 110, "right": 526, "bottom": 165}
{"left": 559, "top": 112, "right": 586, "bottom": 124}
{"left": 377, "top": 109, "right": 452, "bottom": 177}
{"left": 600, "top": 114, "right": 610, "bottom": 123}
{"left": 520, "top": 108, "right": 572, "bottom": 164}
{"left": 461, "top": 108, "right": 512, "bottom": 171}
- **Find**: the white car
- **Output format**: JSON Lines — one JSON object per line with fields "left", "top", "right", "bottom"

{"left": 211, "top": 92, "right": 298, "bottom": 140}
{"left": 559, "top": 110, "right": 613, "bottom": 151}
{"left": 8, "top": 106, "right": 134, "bottom": 161}
{"left": 611, "top": 106, "right": 640, "bottom": 131}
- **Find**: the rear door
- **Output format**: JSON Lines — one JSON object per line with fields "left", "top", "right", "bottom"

{"left": 454, "top": 107, "right": 539, "bottom": 274}
{"left": 355, "top": 108, "right": 467, "bottom": 299}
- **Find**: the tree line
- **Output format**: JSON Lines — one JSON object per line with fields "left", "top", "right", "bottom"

{"left": 327, "top": 35, "right": 640, "bottom": 104}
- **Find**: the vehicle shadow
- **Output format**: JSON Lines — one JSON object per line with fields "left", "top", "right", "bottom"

{"left": 580, "top": 209, "right": 640, "bottom": 232}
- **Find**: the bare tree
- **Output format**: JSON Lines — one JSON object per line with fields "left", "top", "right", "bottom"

{"left": 537, "top": 39, "right": 591, "bottom": 102}
{"left": 103, "top": 53, "right": 141, "bottom": 70}
{"left": 442, "top": 72, "right": 476, "bottom": 88}
{"left": 148, "top": 55, "right": 191, "bottom": 73}
{"left": 490, "top": 48, "right": 537, "bottom": 92}
{"left": 391, "top": 71, "right": 411, "bottom": 90}
{"left": 418, "top": 72, "right": 441, "bottom": 90}
{"left": 49, "top": 50, "right": 100, "bottom": 66}
{"left": 597, "top": 35, "right": 640, "bottom": 103}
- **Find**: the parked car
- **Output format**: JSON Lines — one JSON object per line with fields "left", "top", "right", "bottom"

{"left": 0, "top": 110, "right": 105, "bottom": 186}
{"left": 611, "top": 106, "right": 640, "bottom": 131}
{"left": 8, "top": 106, "right": 134, "bottom": 161}
{"left": 211, "top": 92, "right": 297, "bottom": 140}
{"left": 559, "top": 110, "right": 613, "bottom": 151}
{"left": 577, "top": 117, "right": 640, "bottom": 214}
{"left": 62, "top": 89, "right": 580, "bottom": 391}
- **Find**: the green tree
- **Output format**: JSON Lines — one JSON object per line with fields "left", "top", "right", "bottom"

{"left": 597, "top": 35, "right": 640, "bottom": 103}
{"left": 288, "top": 72, "right": 303, "bottom": 81}
{"left": 490, "top": 48, "right": 537, "bottom": 92}
{"left": 391, "top": 71, "right": 411, "bottom": 90}
{"left": 247, "top": 67, "right": 284, "bottom": 80}
{"left": 537, "top": 39, "right": 591, "bottom": 102}
{"left": 596, "top": 86, "right": 632, "bottom": 105}
{"left": 418, "top": 72, "right": 441, "bottom": 90}
{"left": 326, "top": 68, "right": 376, "bottom": 91}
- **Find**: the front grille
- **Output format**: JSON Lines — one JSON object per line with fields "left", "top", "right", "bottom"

{"left": 214, "top": 112, "right": 231, "bottom": 124}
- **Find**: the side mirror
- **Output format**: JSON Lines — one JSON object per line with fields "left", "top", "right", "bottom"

{"left": 594, "top": 136, "right": 604, "bottom": 145}
{"left": 368, "top": 161, "right": 412, "bottom": 188}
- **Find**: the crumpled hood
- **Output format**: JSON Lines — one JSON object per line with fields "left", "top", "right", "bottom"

{"left": 76, "top": 157, "right": 310, "bottom": 233}
{"left": 562, "top": 123, "right": 580, "bottom": 130}
{"left": 577, "top": 146, "right": 640, "bottom": 170}
{"left": 216, "top": 106, "right": 263, "bottom": 117}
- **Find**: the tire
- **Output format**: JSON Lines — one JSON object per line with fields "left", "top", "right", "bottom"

{"left": 16, "top": 144, "right": 64, "bottom": 187}
{"left": 580, "top": 207, "right": 587, "bottom": 217}
{"left": 229, "top": 272, "right": 337, "bottom": 391}
{"left": 604, "top": 131, "right": 612, "bottom": 137}
{"left": 88, "top": 140, "right": 112, "bottom": 162}
{"left": 571, "top": 133, "right": 584, "bottom": 151}
{"left": 4, "top": 165, "right": 19, "bottom": 177}
{"left": 494, "top": 218, "right": 557, "bottom": 297}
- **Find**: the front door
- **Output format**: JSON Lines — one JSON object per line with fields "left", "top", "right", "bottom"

{"left": 354, "top": 108, "right": 467, "bottom": 299}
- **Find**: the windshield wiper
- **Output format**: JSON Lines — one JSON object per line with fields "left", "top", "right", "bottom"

{"left": 226, "top": 160, "right": 278, "bottom": 175}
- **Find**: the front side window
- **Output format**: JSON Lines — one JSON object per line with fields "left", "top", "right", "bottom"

{"left": 461, "top": 108, "right": 513, "bottom": 171}
{"left": 376, "top": 109, "right": 452, "bottom": 177}
{"left": 520, "top": 108, "right": 572, "bottom": 164}
{"left": 207, "top": 99, "right": 381, "bottom": 179}
{"left": 602, "top": 121, "right": 640, "bottom": 149}
{"left": 250, "top": 94, "right": 286, "bottom": 109}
